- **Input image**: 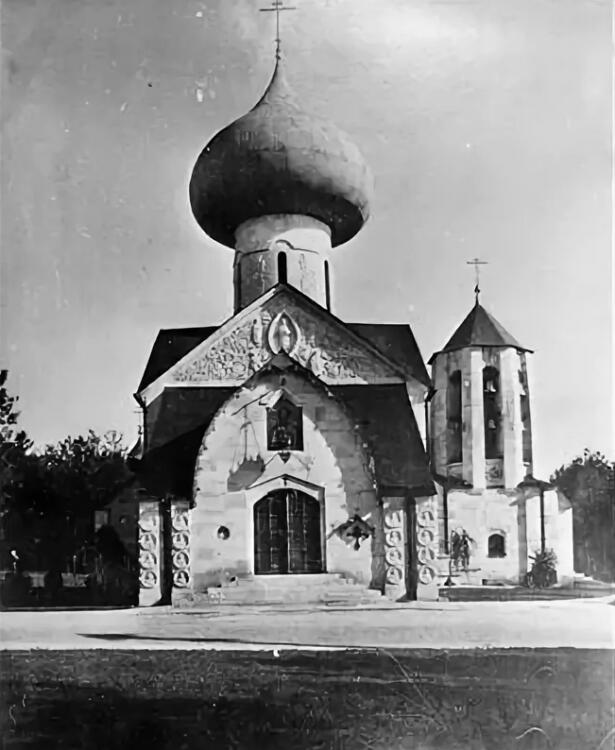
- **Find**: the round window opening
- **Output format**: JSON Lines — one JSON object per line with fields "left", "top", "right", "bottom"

{"left": 217, "top": 526, "right": 230, "bottom": 541}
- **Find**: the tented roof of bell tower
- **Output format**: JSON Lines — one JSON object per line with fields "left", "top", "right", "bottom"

{"left": 428, "top": 302, "right": 532, "bottom": 363}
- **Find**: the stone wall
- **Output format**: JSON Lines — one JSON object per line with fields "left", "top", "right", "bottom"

{"left": 445, "top": 488, "right": 522, "bottom": 584}
{"left": 526, "top": 489, "right": 574, "bottom": 584}
{"left": 234, "top": 214, "right": 331, "bottom": 310}
{"left": 439, "top": 486, "right": 575, "bottom": 585}
{"left": 191, "top": 369, "right": 380, "bottom": 591}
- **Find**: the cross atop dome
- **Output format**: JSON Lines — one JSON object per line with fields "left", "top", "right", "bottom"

{"left": 259, "top": 0, "right": 297, "bottom": 60}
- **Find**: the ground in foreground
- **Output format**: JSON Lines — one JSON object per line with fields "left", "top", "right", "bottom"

{"left": 1, "top": 647, "right": 613, "bottom": 749}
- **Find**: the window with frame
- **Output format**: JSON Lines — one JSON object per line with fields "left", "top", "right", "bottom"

{"left": 488, "top": 532, "right": 506, "bottom": 558}
{"left": 277, "top": 251, "right": 288, "bottom": 284}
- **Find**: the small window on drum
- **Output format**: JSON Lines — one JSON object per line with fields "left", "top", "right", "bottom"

{"left": 277, "top": 251, "right": 288, "bottom": 284}
{"left": 488, "top": 533, "right": 506, "bottom": 558}
{"left": 324, "top": 260, "right": 331, "bottom": 311}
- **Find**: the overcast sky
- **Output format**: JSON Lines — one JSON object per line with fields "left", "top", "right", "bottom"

{"left": 1, "top": 0, "right": 612, "bottom": 476}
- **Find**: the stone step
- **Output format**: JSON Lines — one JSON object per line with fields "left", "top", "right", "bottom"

{"left": 439, "top": 585, "right": 612, "bottom": 602}
{"left": 239, "top": 573, "right": 345, "bottom": 586}
{"left": 185, "top": 575, "right": 384, "bottom": 607}
{"left": 573, "top": 577, "right": 615, "bottom": 590}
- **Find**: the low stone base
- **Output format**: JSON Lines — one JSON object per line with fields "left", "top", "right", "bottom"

{"left": 439, "top": 585, "right": 611, "bottom": 602}
{"left": 177, "top": 574, "right": 384, "bottom": 607}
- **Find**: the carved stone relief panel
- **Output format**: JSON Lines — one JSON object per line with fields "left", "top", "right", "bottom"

{"left": 172, "top": 292, "right": 398, "bottom": 386}
{"left": 485, "top": 458, "right": 504, "bottom": 488}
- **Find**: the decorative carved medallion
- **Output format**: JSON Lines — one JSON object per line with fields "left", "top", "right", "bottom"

{"left": 384, "top": 510, "right": 403, "bottom": 529}
{"left": 385, "top": 566, "right": 403, "bottom": 586}
{"left": 385, "top": 547, "right": 403, "bottom": 566}
{"left": 140, "top": 570, "right": 157, "bottom": 590}
{"left": 139, "top": 532, "right": 157, "bottom": 551}
{"left": 418, "top": 565, "right": 436, "bottom": 585}
{"left": 417, "top": 508, "right": 436, "bottom": 528}
{"left": 417, "top": 546, "right": 436, "bottom": 565}
{"left": 139, "top": 550, "right": 157, "bottom": 570}
{"left": 385, "top": 529, "right": 403, "bottom": 547}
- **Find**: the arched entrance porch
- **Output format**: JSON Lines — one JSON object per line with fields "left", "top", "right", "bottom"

{"left": 253, "top": 489, "right": 323, "bottom": 574}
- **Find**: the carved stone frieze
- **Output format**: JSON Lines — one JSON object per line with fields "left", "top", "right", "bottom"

{"left": 138, "top": 502, "right": 161, "bottom": 595}
{"left": 383, "top": 503, "right": 406, "bottom": 594}
{"left": 172, "top": 293, "right": 397, "bottom": 385}
{"left": 415, "top": 498, "right": 438, "bottom": 587}
{"left": 171, "top": 501, "right": 192, "bottom": 590}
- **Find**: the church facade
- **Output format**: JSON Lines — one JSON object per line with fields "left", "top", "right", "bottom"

{"left": 130, "top": 53, "right": 573, "bottom": 607}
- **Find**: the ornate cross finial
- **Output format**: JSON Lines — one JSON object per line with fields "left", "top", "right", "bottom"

{"left": 466, "top": 257, "right": 488, "bottom": 303}
{"left": 260, "top": 0, "right": 297, "bottom": 60}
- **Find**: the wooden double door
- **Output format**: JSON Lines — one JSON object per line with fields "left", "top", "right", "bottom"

{"left": 254, "top": 490, "right": 323, "bottom": 575}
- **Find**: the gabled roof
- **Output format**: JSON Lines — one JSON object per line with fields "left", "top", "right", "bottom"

{"left": 136, "top": 284, "right": 432, "bottom": 395}
{"left": 138, "top": 326, "right": 219, "bottom": 391}
{"left": 348, "top": 323, "right": 430, "bottom": 388}
{"left": 429, "top": 302, "right": 532, "bottom": 363}
{"left": 138, "top": 320, "right": 429, "bottom": 393}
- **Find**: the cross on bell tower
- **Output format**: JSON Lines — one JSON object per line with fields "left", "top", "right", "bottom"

{"left": 466, "top": 257, "right": 488, "bottom": 303}
{"left": 260, "top": 0, "right": 297, "bottom": 59}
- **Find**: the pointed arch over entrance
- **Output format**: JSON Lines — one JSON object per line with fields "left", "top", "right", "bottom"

{"left": 253, "top": 489, "right": 323, "bottom": 574}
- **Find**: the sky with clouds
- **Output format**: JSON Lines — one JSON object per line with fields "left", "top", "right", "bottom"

{"left": 1, "top": 0, "right": 612, "bottom": 476}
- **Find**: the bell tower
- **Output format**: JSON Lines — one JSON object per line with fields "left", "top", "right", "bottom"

{"left": 429, "top": 299, "right": 533, "bottom": 490}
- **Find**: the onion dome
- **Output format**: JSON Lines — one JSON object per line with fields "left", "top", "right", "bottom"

{"left": 189, "top": 57, "right": 373, "bottom": 248}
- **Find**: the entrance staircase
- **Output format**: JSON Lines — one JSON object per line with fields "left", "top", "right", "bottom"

{"left": 185, "top": 574, "right": 385, "bottom": 607}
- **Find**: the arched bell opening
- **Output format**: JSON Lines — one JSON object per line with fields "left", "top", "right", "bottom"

{"left": 483, "top": 366, "right": 503, "bottom": 460}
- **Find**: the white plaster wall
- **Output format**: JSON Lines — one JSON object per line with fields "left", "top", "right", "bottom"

{"left": 522, "top": 490, "right": 575, "bottom": 583}
{"left": 234, "top": 215, "right": 331, "bottom": 310}
{"left": 555, "top": 492, "right": 575, "bottom": 583}
{"left": 525, "top": 493, "right": 543, "bottom": 565}
{"left": 447, "top": 489, "right": 522, "bottom": 583}
{"left": 191, "top": 370, "right": 379, "bottom": 590}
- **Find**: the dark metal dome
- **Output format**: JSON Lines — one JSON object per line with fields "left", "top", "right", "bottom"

{"left": 189, "top": 58, "right": 373, "bottom": 248}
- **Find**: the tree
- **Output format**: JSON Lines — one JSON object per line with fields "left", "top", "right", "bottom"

{"left": 39, "top": 430, "right": 132, "bottom": 516}
{"left": 551, "top": 450, "right": 615, "bottom": 580}
{"left": 19, "top": 431, "right": 133, "bottom": 571}
{"left": 0, "top": 370, "right": 33, "bottom": 517}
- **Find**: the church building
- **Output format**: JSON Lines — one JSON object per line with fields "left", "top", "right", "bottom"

{"left": 130, "top": 47, "right": 573, "bottom": 607}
